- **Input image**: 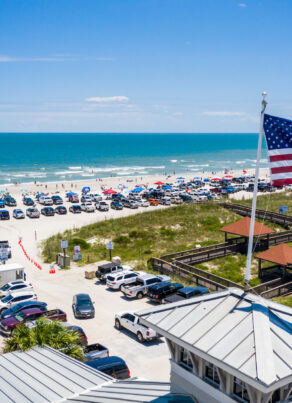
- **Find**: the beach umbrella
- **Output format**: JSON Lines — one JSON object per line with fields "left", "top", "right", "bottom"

{"left": 82, "top": 186, "right": 90, "bottom": 193}
{"left": 243, "top": 170, "right": 247, "bottom": 174}
{"left": 193, "top": 177, "right": 200, "bottom": 180}
{"left": 66, "top": 191, "right": 77, "bottom": 196}
{"left": 212, "top": 177, "right": 221, "bottom": 181}
{"left": 103, "top": 189, "right": 117, "bottom": 194}
{"left": 154, "top": 181, "right": 164, "bottom": 185}
{"left": 204, "top": 178, "right": 210, "bottom": 182}
{"left": 224, "top": 175, "right": 233, "bottom": 178}
{"left": 176, "top": 176, "right": 185, "bottom": 180}
{"left": 162, "top": 185, "right": 172, "bottom": 190}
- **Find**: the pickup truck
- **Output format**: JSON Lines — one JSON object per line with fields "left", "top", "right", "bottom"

{"left": 0, "top": 307, "right": 67, "bottom": 335}
{"left": 84, "top": 343, "right": 109, "bottom": 361}
{"left": 115, "top": 311, "right": 159, "bottom": 342}
{"left": 121, "top": 274, "right": 170, "bottom": 299}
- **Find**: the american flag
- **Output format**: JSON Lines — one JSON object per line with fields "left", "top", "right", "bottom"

{"left": 263, "top": 113, "right": 292, "bottom": 186}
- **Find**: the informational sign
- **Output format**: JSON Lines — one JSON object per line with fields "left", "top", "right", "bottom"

{"left": 279, "top": 206, "right": 288, "bottom": 214}
{"left": 106, "top": 241, "right": 114, "bottom": 250}
{"left": 74, "top": 245, "right": 80, "bottom": 254}
{"left": 73, "top": 253, "right": 82, "bottom": 261}
{"left": 61, "top": 240, "right": 68, "bottom": 249}
{"left": 0, "top": 249, "right": 9, "bottom": 262}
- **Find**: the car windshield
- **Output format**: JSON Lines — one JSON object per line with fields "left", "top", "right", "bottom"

{"left": 77, "top": 298, "right": 91, "bottom": 306}
{"left": 1, "top": 284, "right": 10, "bottom": 291}
{"left": 2, "top": 294, "right": 13, "bottom": 302}
{"left": 14, "top": 312, "right": 25, "bottom": 322}
{"left": 107, "top": 276, "right": 114, "bottom": 281}
{"left": 177, "top": 291, "right": 187, "bottom": 297}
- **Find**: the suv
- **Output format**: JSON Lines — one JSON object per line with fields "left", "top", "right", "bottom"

{"left": 147, "top": 282, "right": 184, "bottom": 303}
{"left": 41, "top": 207, "right": 55, "bottom": 216}
{"left": 39, "top": 196, "right": 53, "bottom": 206}
{"left": 26, "top": 207, "right": 40, "bottom": 218}
{"left": 95, "top": 263, "right": 131, "bottom": 282}
{"left": 164, "top": 286, "right": 209, "bottom": 303}
{"left": 111, "top": 201, "right": 123, "bottom": 210}
{"left": 0, "top": 281, "right": 33, "bottom": 297}
{"left": 72, "top": 294, "right": 95, "bottom": 319}
{"left": 51, "top": 195, "right": 63, "bottom": 205}
{"left": 95, "top": 201, "right": 109, "bottom": 211}
{"left": 85, "top": 356, "right": 130, "bottom": 380}
{"left": 23, "top": 197, "right": 35, "bottom": 206}
{"left": 4, "top": 196, "right": 16, "bottom": 206}
{"left": 13, "top": 209, "right": 25, "bottom": 219}
{"left": 0, "top": 210, "right": 10, "bottom": 220}
{"left": 68, "top": 194, "right": 79, "bottom": 203}
{"left": 106, "top": 271, "right": 144, "bottom": 290}
{"left": 0, "top": 291, "right": 37, "bottom": 313}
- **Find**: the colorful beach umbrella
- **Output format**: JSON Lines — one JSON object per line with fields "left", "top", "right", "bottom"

{"left": 154, "top": 181, "right": 164, "bottom": 185}
{"left": 103, "top": 189, "right": 117, "bottom": 194}
{"left": 176, "top": 176, "right": 185, "bottom": 180}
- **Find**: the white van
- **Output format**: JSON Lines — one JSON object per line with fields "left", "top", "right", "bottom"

{"left": 0, "top": 263, "right": 24, "bottom": 287}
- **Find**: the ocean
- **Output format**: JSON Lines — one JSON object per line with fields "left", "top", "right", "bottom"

{"left": 0, "top": 133, "right": 268, "bottom": 185}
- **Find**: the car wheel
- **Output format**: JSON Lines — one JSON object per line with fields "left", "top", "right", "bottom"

{"left": 137, "top": 292, "right": 143, "bottom": 299}
{"left": 115, "top": 319, "right": 121, "bottom": 330}
{"left": 119, "top": 284, "right": 123, "bottom": 291}
{"left": 137, "top": 332, "right": 144, "bottom": 343}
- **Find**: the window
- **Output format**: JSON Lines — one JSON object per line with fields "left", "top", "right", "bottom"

{"left": 232, "top": 377, "right": 250, "bottom": 402}
{"left": 204, "top": 361, "right": 220, "bottom": 388}
{"left": 127, "top": 314, "right": 135, "bottom": 322}
{"left": 178, "top": 347, "right": 193, "bottom": 372}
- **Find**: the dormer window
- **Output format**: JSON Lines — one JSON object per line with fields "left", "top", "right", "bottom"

{"left": 204, "top": 361, "right": 220, "bottom": 388}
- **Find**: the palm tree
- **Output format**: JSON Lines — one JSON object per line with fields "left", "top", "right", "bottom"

{"left": 3, "top": 318, "right": 84, "bottom": 361}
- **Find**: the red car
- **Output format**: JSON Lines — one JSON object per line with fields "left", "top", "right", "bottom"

{"left": 0, "top": 307, "right": 67, "bottom": 336}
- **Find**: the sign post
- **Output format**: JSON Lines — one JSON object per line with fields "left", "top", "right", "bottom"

{"left": 61, "top": 240, "right": 68, "bottom": 267}
{"left": 106, "top": 241, "right": 114, "bottom": 261}
{"left": 0, "top": 249, "right": 8, "bottom": 264}
{"left": 279, "top": 206, "right": 288, "bottom": 214}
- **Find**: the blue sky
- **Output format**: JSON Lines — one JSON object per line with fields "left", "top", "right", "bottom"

{"left": 0, "top": 0, "right": 291, "bottom": 132}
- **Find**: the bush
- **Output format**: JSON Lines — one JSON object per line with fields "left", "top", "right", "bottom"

{"left": 113, "top": 235, "right": 130, "bottom": 244}
{"left": 69, "top": 238, "right": 90, "bottom": 250}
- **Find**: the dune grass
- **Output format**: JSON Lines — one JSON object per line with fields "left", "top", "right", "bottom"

{"left": 237, "top": 190, "right": 292, "bottom": 214}
{"left": 273, "top": 296, "right": 292, "bottom": 308}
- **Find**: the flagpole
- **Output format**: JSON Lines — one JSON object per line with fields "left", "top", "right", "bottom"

{"left": 244, "top": 92, "right": 267, "bottom": 292}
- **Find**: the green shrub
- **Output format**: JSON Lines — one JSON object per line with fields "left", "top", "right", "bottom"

{"left": 69, "top": 238, "right": 90, "bottom": 250}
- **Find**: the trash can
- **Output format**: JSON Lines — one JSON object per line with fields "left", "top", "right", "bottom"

{"left": 57, "top": 253, "right": 70, "bottom": 268}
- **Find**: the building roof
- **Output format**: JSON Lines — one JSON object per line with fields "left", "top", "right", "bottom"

{"left": 220, "top": 216, "right": 275, "bottom": 237}
{"left": 256, "top": 243, "right": 292, "bottom": 266}
{"left": 137, "top": 288, "right": 292, "bottom": 393}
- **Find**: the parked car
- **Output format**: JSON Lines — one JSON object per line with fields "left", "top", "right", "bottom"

{"left": 0, "top": 210, "right": 9, "bottom": 220}
{"left": 68, "top": 194, "right": 79, "bottom": 203}
{"left": 115, "top": 311, "right": 158, "bottom": 342}
{"left": 95, "top": 263, "right": 131, "bottom": 282}
{"left": 41, "top": 207, "right": 55, "bottom": 216}
{"left": 51, "top": 195, "right": 63, "bottom": 205}
{"left": 122, "top": 199, "right": 139, "bottom": 209}
{"left": 91, "top": 194, "right": 102, "bottom": 202}
{"left": 26, "top": 207, "right": 40, "bottom": 218}
{"left": 4, "top": 196, "right": 16, "bottom": 206}
{"left": 0, "top": 281, "right": 33, "bottom": 297}
{"left": 55, "top": 205, "right": 67, "bottom": 215}
{"left": 72, "top": 294, "right": 95, "bottom": 319}
{"left": 95, "top": 201, "right": 109, "bottom": 212}
{"left": 159, "top": 198, "right": 171, "bottom": 206}
{"left": 23, "top": 197, "right": 35, "bottom": 206}
{"left": 0, "top": 291, "right": 37, "bottom": 313}
{"left": 147, "top": 282, "right": 184, "bottom": 303}
{"left": 69, "top": 205, "right": 81, "bottom": 214}
{"left": 0, "top": 200, "right": 6, "bottom": 208}
{"left": 39, "top": 196, "right": 53, "bottom": 206}
{"left": 0, "top": 308, "right": 66, "bottom": 336}
{"left": 81, "top": 195, "right": 92, "bottom": 203}
{"left": 81, "top": 202, "right": 95, "bottom": 212}
{"left": 140, "top": 200, "right": 150, "bottom": 207}
{"left": 121, "top": 274, "right": 171, "bottom": 299}
{"left": 13, "top": 209, "right": 25, "bottom": 219}
{"left": 148, "top": 199, "right": 159, "bottom": 206}
{"left": 106, "top": 271, "right": 145, "bottom": 290}
{"left": 164, "top": 286, "right": 209, "bottom": 303}
{"left": 1, "top": 301, "right": 47, "bottom": 320}
{"left": 0, "top": 241, "right": 11, "bottom": 258}
{"left": 85, "top": 356, "right": 130, "bottom": 379}
{"left": 111, "top": 201, "right": 123, "bottom": 210}
{"left": 84, "top": 343, "right": 109, "bottom": 361}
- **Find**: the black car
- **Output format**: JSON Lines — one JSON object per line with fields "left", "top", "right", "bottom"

{"left": 0, "top": 210, "right": 10, "bottom": 220}
{"left": 4, "top": 196, "right": 16, "bottom": 206}
{"left": 179, "top": 194, "right": 193, "bottom": 203}
{"left": 55, "top": 205, "right": 67, "bottom": 215}
{"left": 147, "top": 282, "right": 184, "bottom": 303}
{"left": 111, "top": 201, "right": 123, "bottom": 210}
{"left": 164, "top": 286, "right": 209, "bottom": 304}
{"left": 69, "top": 205, "right": 81, "bottom": 214}
{"left": 23, "top": 197, "right": 35, "bottom": 206}
{"left": 51, "top": 195, "right": 63, "bottom": 205}
{"left": 72, "top": 294, "right": 95, "bottom": 319}
{"left": 41, "top": 207, "right": 55, "bottom": 216}
{"left": 1, "top": 301, "right": 47, "bottom": 319}
{"left": 95, "top": 262, "right": 123, "bottom": 282}
{"left": 85, "top": 356, "right": 130, "bottom": 379}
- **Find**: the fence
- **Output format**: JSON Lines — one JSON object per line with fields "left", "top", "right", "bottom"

{"left": 260, "top": 281, "right": 292, "bottom": 299}
{"left": 174, "top": 243, "right": 241, "bottom": 265}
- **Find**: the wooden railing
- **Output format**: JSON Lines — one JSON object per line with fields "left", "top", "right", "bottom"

{"left": 260, "top": 281, "right": 292, "bottom": 299}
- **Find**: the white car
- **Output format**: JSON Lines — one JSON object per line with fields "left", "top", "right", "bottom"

{"left": 0, "top": 291, "right": 37, "bottom": 312}
{"left": 13, "top": 209, "right": 25, "bottom": 219}
{"left": 81, "top": 202, "right": 95, "bottom": 212}
{"left": 0, "top": 281, "right": 33, "bottom": 297}
{"left": 115, "top": 311, "right": 159, "bottom": 342}
{"left": 136, "top": 200, "right": 149, "bottom": 207}
{"left": 92, "top": 194, "right": 102, "bottom": 201}
{"left": 39, "top": 196, "right": 53, "bottom": 205}
{"left": 106, "top": 271, "right": 146, "bottom": 290}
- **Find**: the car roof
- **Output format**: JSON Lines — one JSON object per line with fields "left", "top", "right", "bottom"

{"left": 87, "top": 356, "right": 126, "bottom": 367}
{"left": 138, "top": 273, "right": 157, "bottom": 280}
{"left": 148, "top": 281, "right": 171, "bottom": 289}
{"left": 180, "top": 286, "right": 208, "bottom": 293}
{"left": 76, "top": 293, "right": 91, "bottom": 299}
{"left": 20, "top": 307, "right": 42, "bottom": 315}
{"left": 14, "top": 301, "right": 46, "bottom": 308}
{"left": 10, "top": 291, "right": 35, "bottom": 297}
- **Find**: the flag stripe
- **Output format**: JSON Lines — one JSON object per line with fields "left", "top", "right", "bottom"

{"left": 270, "top": 160, "right": 292, "bottom": 168}
{"left": 271, "top": 166, "right": 292, "bottom": 174}
{"left": 268, "top": 148, "right": 292, "bottom": 156}
{"left": 269, "top": 172, "right": 292, "bottom": 180}
{"left": 272, "top": 178, "right": 292, "bottom": 186}
{"left": 269, "top": 154, "right": 292, "bottom": 162}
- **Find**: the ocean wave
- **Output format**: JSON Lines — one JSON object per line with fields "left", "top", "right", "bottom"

{"left": 55, "top": 170, "right": 83, "bottom": 175}
{"left": 235, "top": 161, "right": 246, "bottom": 164}
{"left": 68, "top": 166, "right": 82, "bottom": 170}
{"left": 170, "top": 160, "right": 177, "bottom": 163}
{"left": 186, "top": 164, "right": 209, "bottom": 168}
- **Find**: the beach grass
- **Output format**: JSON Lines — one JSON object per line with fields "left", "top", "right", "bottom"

{"left": 237, "top": 190, "right": 292, "bottom": 213}
{"left": 42, "top": 203, "right": 262, "bottom": 284}
{"left": 273, "top": 295, "right": 292, "bottom": 308}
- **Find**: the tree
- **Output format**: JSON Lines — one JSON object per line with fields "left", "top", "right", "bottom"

{"left": 3, "top": 318, "right": 84, "bottom": 361}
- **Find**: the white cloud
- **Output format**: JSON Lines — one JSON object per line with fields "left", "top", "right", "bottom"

{"left": 85, "top": 96, "right": 129, "bottom": 103}
{"left": 201, "top": 111, "right": 246, "bottom": 116}
{"left": 238, "top": 3, "right": 247, "bottom": 7}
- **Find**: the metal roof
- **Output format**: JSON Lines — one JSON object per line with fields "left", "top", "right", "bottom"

{"left": 220, "top": 217, "right": 274, "bottom": 237}
{"left": 256, "top": 243, "right": 292, "bottom": 266}
{"left": 65, "top": 380, "right": 186, "bottom": 402}
{"left": 0, "top": 346, "right": 112, "bottom": 402}
{"left": 137, "top": 288, "right": 292, "bottom": 393}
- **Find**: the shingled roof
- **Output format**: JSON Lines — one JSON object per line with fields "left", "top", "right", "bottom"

{"left": 220, "top": 216, "right": 274, "bottom": 237}
{"left": 256, "top": 243, "right": 292, "bottom": 266}
{"left": 137, "top": 288, "right": 292, "bottom": 393}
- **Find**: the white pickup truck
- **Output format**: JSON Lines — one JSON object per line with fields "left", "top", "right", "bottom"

{"left": 121, "top": 273, "right": 170, "bottom": 299}
{"left": 115, "top": 311, "right": 159, "bottom": 342}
